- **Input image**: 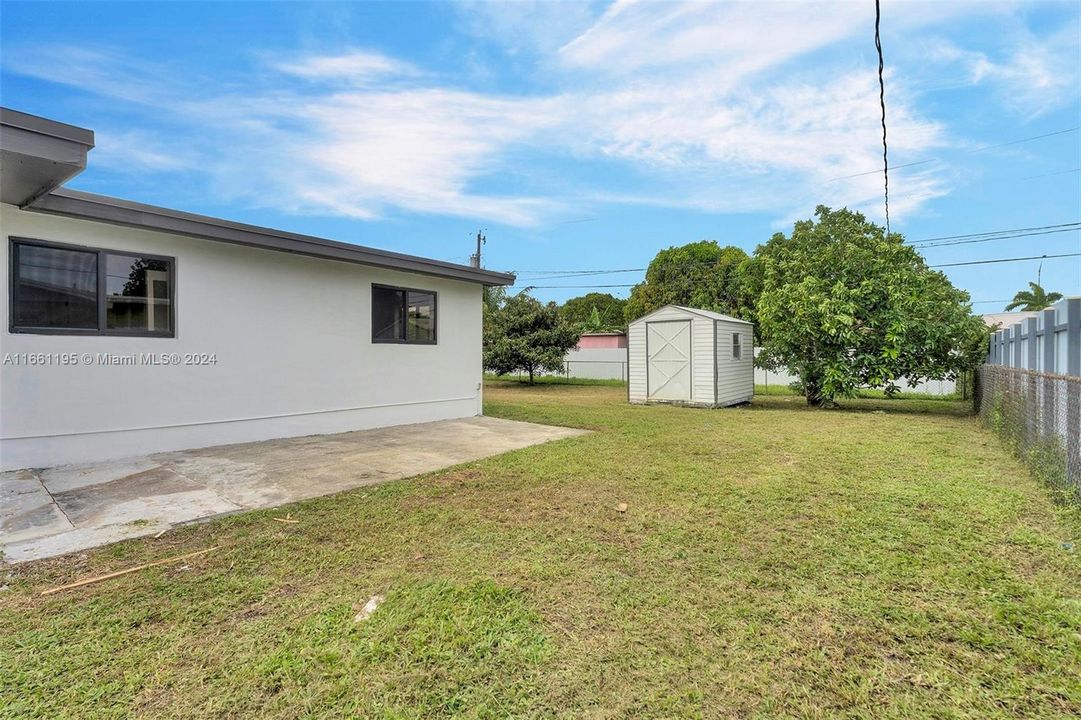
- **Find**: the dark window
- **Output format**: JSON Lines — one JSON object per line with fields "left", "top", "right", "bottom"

{"left": 372, "top": 284, "right": 436, "bottom": 344}
{"left": 732, "top": 332, "right": 741, "bottom": 359}
{"left": 13, "top": 243, "right": 98, "bottom": 329}
{"left": 10, "top": 238, "right": 174, "bottom": 336}
{"left": 372, "top": 285, "right": 405, "bottom": 341}
{"left": 406, "top": 291, "right": 435, "bottom": 342}
{"left": 106, "top": 254, "right": 172, "bottom": 332}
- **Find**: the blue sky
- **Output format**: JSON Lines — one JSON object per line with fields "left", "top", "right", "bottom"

{"left": 2, "top": 1, "right": 1079, "bottom": 310}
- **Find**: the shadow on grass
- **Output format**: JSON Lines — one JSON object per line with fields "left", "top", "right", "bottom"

{"left": 484, "top": 375, "right": 627, "bottom": 388}
{"left": 486, "top": 377, "right": 972, "bottom": 417}
{"left": 751, "top": 394, "right": 974, "bottom": 418}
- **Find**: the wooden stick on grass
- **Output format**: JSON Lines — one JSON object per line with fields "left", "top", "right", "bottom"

{"left": 40, "top": 546, "right": 222, "bottom": 596}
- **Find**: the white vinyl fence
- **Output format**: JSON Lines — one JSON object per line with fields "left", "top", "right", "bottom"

{"left": 561, "top": 347, "right": 628, "bottom": 380}
{"left": 980, "top": 298, "right": 1081, "bottom": 504}
{"left": 752, "top": 348, "right": 958, "bottom": 396}
{"left": 987, "top": 297, "right": 1080, "bottom": 375}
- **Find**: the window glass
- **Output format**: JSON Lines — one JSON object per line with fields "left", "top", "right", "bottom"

{"left": 13, "top": 243, "right": 98, "bottom": 329}
{"left": 372, "top": 286, "right": 405, "bottom": 341}
{"left": 372, "top": 285, "right": 437, "bottom": 343}
{"left": 105, "top": 254, "right": 172, "bottom": 332}
{"left": 11, "top": 239, "right": 175, "bottom": 336}
{"left": 406, "top": 290, "right": 435, "bottom": 343}
{"left": 732, "top": 332, "right": 742, "bottom": 359}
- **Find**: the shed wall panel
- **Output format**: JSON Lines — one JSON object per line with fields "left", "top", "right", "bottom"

{"left": 714, "top": 320, "right": 754, "bottom": 405}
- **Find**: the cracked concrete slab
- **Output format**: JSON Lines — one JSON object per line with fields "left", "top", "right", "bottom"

{"left": 1, "top": 416, "right": 586, "bottom": 563}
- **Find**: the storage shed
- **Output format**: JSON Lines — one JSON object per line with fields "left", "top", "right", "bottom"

{"left": 627, "top": 305, "right": 753, "bottom": 407}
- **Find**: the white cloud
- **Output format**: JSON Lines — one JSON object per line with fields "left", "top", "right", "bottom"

{"left": 452, "top": 0, "right": 607, "bottom": 55}
{"left": 273, "top": 50, "right": 419, "bottom": 84}
{"left": 929, "top": 25, "right": 1081, "bottom": 118}
{"left": 4, "top": 1, "right": 1073, "bottom": 229}
{"left": 559, "top": 0, "right": 865, "bottom": 83}
{"left": 91, "top": 130, "right": 195, "bottom": 173}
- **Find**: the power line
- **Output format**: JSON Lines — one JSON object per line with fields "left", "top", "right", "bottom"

{"left": 514, "top": 222, "right": 1081, "bottom": 279}
{"left": 907, "top": 221, "right": 1081, "bottom": 244}
{"left": 971, "top": 127, "right": 1081, "bottom": 154}
{"left": 523, "top": 283, "right": 639, "bottom": 289}
{"left": 520, "top": 253, "right": 1080, "bottom": 288}
{"left": 930, "top": 252, "right": 1080, "bottom": 268}
{"left": 874, "top": 0, "right": 890, "bottom": 235}
{"left": 824, "top": 126, "right": 1081, "bottom": 183}
{"left": 912, "top": 227, "right": 1081, "bottom": 249}
{"left": 1018, "top": 167, "right": 1081, "bottom": 181}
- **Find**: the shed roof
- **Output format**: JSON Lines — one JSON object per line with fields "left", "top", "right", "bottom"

{"left": 629, "top": 304, "right": 753, "bottom": 326}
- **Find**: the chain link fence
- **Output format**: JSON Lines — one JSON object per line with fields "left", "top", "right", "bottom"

{"left": 976, "top": 364, "right": 1081, "bottom": 505}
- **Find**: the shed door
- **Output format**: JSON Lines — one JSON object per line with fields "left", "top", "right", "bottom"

{"left": 647, "top": 320, "right": 692, "bottom": 401}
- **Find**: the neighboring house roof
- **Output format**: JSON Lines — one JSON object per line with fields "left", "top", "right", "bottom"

{"left": 981, "top": 311, "right": 1038, "bottom": 329}
{"left": 629, "top": 304, "right": 753, "bottom": 326}
{"left": 1, "top": 107, "right": 514, "bottom": 287}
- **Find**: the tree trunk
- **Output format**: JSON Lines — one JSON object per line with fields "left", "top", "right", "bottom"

{"left": 528, "top": 367, "right": 535, "bottom": 385}
{"left": 803, "top": 372, "right": 826, "bottom": 407}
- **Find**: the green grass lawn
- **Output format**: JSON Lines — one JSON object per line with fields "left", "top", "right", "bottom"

{"left": 2, "top": 383, "right": 1079, "bottom": 719}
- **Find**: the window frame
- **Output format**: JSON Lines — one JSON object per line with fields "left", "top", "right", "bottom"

{"left": 370, "top": 282, "right": 437, "bottom": 345}
{"left": 732, "top": 332, "right": 742, "bottom": 360}
{"left": 9, "top": 236, "right": 177, "bottom": 338}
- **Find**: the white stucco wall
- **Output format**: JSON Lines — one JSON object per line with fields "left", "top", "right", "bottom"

{"left": 0, "top": 203, "right": 484, "bottom": 470}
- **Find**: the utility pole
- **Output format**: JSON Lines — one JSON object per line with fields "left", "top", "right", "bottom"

{"left": 470, "top": 229, "right": 486, "bottom": 268}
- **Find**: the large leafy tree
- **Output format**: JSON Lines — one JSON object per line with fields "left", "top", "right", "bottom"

{"left": 561, "top": 292, "right": 627, "bottom": 331}
{"left": 623, "top": 241, "right": 749, "bottom": 322}
{"left": 483, "top": 292, "right": 581, "bottom": 384}
{"left": 755, "top": 206, "right": 988, "bottom": 406}
{"left": 1005, "top": 282, "right": 1063, "bottom": 311}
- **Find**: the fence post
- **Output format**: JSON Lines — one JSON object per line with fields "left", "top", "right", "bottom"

{"left": 1012, "top": 324, "right": 1023, "bottom": 368}
{"left": 1024, "top": 317, "right": 1038, "bottom": 371}
{"left": 1067, "top": 298, "right": 1080, "bottom": 377}
{"left": 1042, "top": 308, "right": 1057, "bottom": 373}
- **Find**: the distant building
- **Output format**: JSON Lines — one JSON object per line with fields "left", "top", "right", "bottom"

{"left": 981, "top": 310, "right": 1038, "bottom": 329}
{"left": 575, "top": 332, "right": 627, "bottom": 349}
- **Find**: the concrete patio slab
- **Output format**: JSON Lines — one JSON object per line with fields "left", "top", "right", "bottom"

{"left": 1, "top": 416, "right": 586, "bottom": 563}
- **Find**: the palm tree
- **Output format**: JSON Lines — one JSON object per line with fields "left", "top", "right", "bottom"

{"left": 1005, "top": 282, "right": 1063, "bottom": 311}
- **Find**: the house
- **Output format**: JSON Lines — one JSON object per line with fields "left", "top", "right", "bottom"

{"left": 561, "top": 332, "right": 628, "bottom": 380}
{"left": 627, "top": 305, "right": 753, "bottom": 407}
{"left": 0, "top": 108, "right": 514, "bottom": 471}
{"left": 575, "top": 332, "right": 627, "bottom": 349}
{"left": 981, "top": 310, "right": 1038, "bottom": 330}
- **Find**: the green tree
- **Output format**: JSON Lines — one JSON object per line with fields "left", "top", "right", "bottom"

{"left": 560, "top": 292, "right": 627, "bottom": 331}
{"left": 755, "top": 206, "right": 988, "bottom": 406}
{"left": 484, "top": 292, "right": 581, "bottom": 384}
{"left": 1005, "top": 282, "right": 1063, "bottom": 311}
{"left": 483, "top": 285, "right": 508, "bottom": 314}
{"left": 623, "top": 241, "right": 749, "bottom": 322}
